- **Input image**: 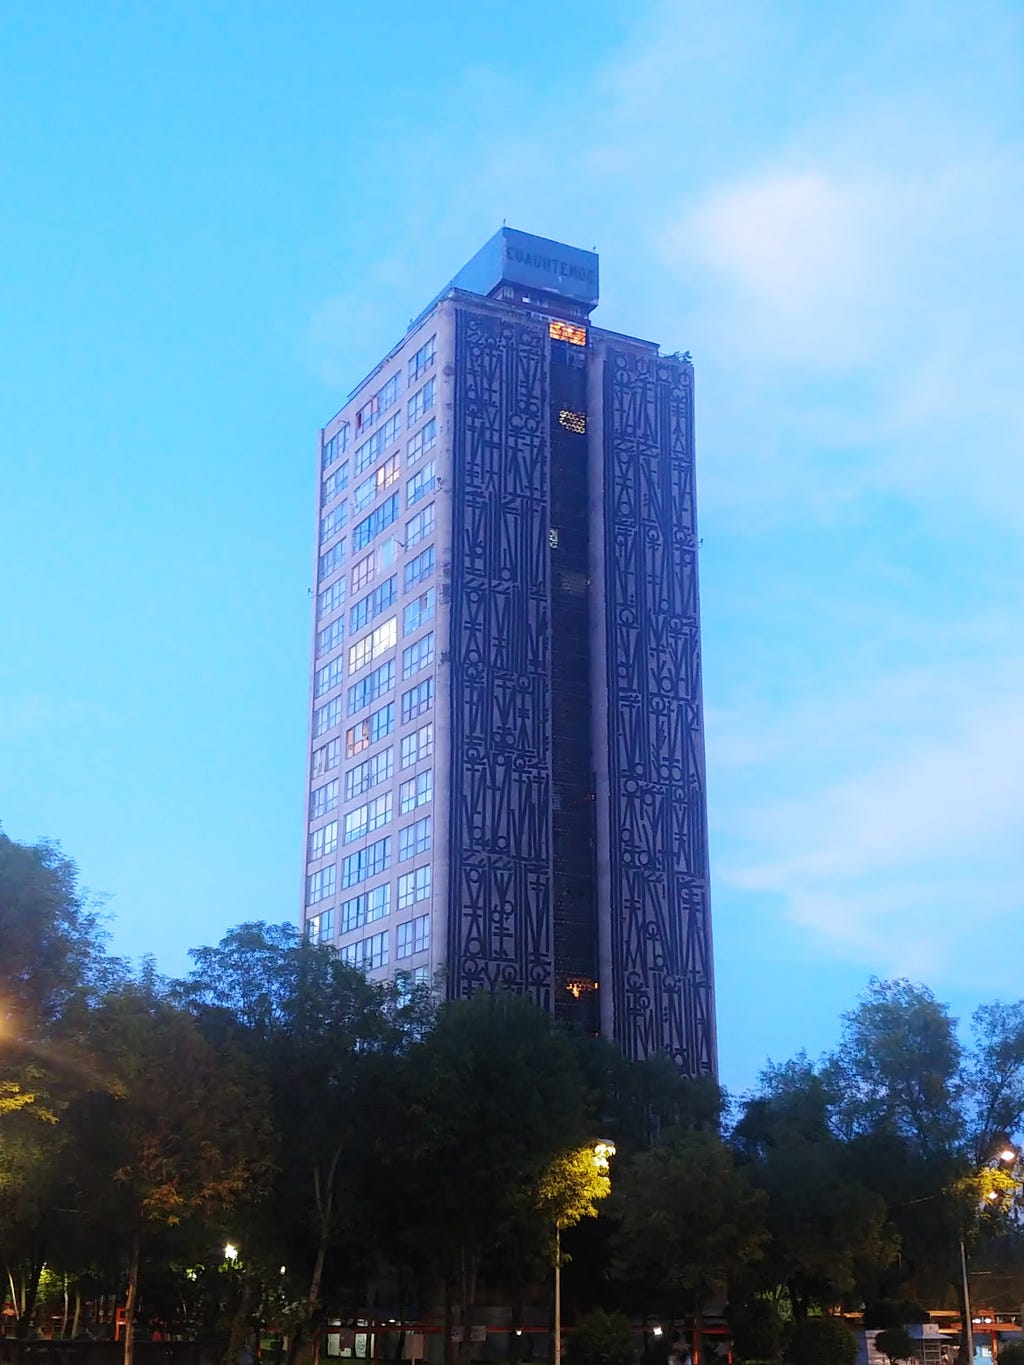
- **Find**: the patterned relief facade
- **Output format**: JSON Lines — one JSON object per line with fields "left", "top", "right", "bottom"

{"left": 601, "top": 347, "right": 716, "bottom": 1073}
{"left": 447, "top": 307, "right": 554, "bottom": 1008}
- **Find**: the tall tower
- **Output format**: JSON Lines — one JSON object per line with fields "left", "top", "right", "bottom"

{"left": 303, "top": 229, "right": 715, "bottom": 1074}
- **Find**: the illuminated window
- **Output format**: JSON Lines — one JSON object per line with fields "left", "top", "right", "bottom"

{"left": 549, "top": 320, "right": 587, "bottom": 345}
{"left": 559, "top": 410, "right": 587, "bottom": 434}
{"left": 348, "top": 617, "right": 397, "bottom": 674}
{"left": 345, "top": 701, "right": 395, "bottom": 756}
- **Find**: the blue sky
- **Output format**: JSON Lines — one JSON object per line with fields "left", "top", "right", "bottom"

{"left": 2, "top": 0, "right": 1022, "bottom": 1094}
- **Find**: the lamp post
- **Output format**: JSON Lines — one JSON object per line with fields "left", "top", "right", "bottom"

{"left": 959, "top": 1146, "right": 1017, "bottom": 1365}
{"left": 553, "top": 1141, "right": 616, "bottom": 1365}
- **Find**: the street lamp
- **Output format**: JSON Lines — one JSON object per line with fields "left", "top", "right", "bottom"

{"left": 224, "top": 1243, "right": 239, "bottom": 1262}
{"left": 554, "top": 1141, "right": 616, "bottom": 1365}
{"left": 960, "top": 1145, "right": 1017, "bottom": 1365}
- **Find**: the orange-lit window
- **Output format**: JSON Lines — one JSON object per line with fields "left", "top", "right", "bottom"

{"left": 559, "top": 410, "right": 587, "bottom": 433}
{"left": 549, "top": 320, "right": 587, "bottom": 345}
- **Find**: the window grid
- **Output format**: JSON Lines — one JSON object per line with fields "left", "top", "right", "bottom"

{"left": 401, "top": 677, "right": 434, "bottom": 723}
{"left": 407, "top": 377, "right": 436, "bottom": 425}
{"left": 347, "top": 659, "right": 395, "bottom": 715}
{"left": 345, "top": 701, "right": 395, "bottom": 756}
{"left": 314, "top": 657, "right": 345, "bottom": 699}
{"left": 341, "top": 837, "right": 391, "bottom": 890}
{"left": 398, "top": 864, "right": 431, "bottom": 910}
{"left": 311, "top": 738, "right": 340, "bottom": 776}
{"left": 400, "top": 722, "right": 434, "bottom": 769}
{"left": 403, "top": 545, "right": 435, "bottom": 591}
{"left": 350, "top": 575, "right": 397, "bottom": 634}
{"left": 306, "top": 865, "right": 336, "bottom": 906}
{"left": 341, "top": 930, "right": 389, "bottom": 972}
{"left": 398, "top": 815, "right": 431, "bottom": 862}
{"left": 341, "top": 883, "right": 390, "bottom": 935}
{"left": 354, "top": 413, "right": 401, "bottom": 475}
{"left": 399, "top": 770, "right": 432, "bottom": 814}
{"left": 403, "top": 588, "right": 436, "bottom": 635}
{"left": 320, "top": 500, "right": 348, "bottom": 545}
{"left": 353, "top": 494, "right": 400, "bottom": 551}
{"left": 321, "top": 460, "right": 349, "bottom": 505}
{"left": 310, "top": 778, "right": 339, "bottom": 818}
{"left": 405, "top": 504, "right": 435, "bottom": 548}
{"left": 308, "top": 820, "right": 338, "bottom": 861}
{"left": 406, "top": 417, "right": 436, "bottom": 467}
{"left": 406, "top": 461, "right": 436, "bottom": 508}
{"left": 318, "top": 538, "right": 346, "bottom": 584}
{"left": 313, "top": 697, "right": 342, "bottom": 738}
{"left": 408, "top": 334, "right": 436, "bottom": 381}
{"left": 402, "top": 633, "right": 434, "bottom": 681}
{"left": 345, "top": 747, "right": 394, "bottom": 801}
{"left": 307, "top": 908, "right": 334, "bottom": 943}
{"left": 396, "top": 912, "right": 430, "bottom": 959}
{"left": 344, "top": 792, "right": 393, "bottom": 844}
{"left": 316, "top": 617, "right": 345, "bottom": 660}
{"left": 348, "top": 617, "right": 397, "bottom": 674}
{"left": 317, "top": 577, "right": 347, "bottom": 621}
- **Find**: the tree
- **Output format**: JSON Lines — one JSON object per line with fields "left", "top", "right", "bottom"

{"left": 874, "top": 1328, "right": 917, "bottom": 1365}
{"left": 824, "top": 979, "right": 963, "bottom": 1156}
{"left": 611, "top": 1134, "right": 767, "bottom": 1362}
{"left": 787, "top": 1318, "right": 855, "bottom": 1365}
{"left": 68, "top": 982, "right": 272, "bottom": 1365}
{"left": 568, "top": 1309, "right": 635, "bottom": 1365}
{"left": 378, "top": 992, "right": 592, "bottom": 1361}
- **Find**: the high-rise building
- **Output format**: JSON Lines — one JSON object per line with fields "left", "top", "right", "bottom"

{"left": 302, "top": 229, "right": 715, "bottom": 1074}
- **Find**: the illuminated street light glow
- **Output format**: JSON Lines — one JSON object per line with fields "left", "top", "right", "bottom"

{"left": 1000, "top": 1148, "right": 1016, "bottom": 1163}
{"left": 224, "top": 1243, "right": 239, "bottom": 1261}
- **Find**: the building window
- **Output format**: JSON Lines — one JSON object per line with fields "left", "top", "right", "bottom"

{"left": 549, "top": 320, "right": 587, "bottom": 345}
{"left": 407, "top": 377, "right": 436, "bottom": 425}
{"left": 406, "top": 461, "right": 436, "bottom": 508}
{"left": 345, "top": 701, "right": 395, "bottom": 756}
{"left": 354, "top": 413, "right": 401, "bottom": 475}
{"left": 322, "top": 460, "right": 349, "bottom": 505}
{"left": 350, "top": 576, "right": 398, "bottom": 634}
{"left": 398, "top": 815, "right": 431, "bottom": 862}
{"left": 400, "top": 722, "right": 433, "bottom": 769}
{"left": 306, "top": 865, "right": 336, "bottom": 906}
{"left": 402, "top": 632, "right": 434, "bottom": 680}
{"left": 320, "top": 500, "right": 349, "bottom": 545}
{"left": 306, "top": 908, "right": 334, "bottom": 943}
{"left": 401, "top": 677, "right": 433, "bottom": 724}
{"left": 341, "top": 836, "right": 391, "bottom": 890}
{"left": 341, "top": 930, "right": 389, "bottom": 972}
{"left": 396, "top": 912, "right": 430, "bottom": 959}
{"left": 344, "top": 792, "right": 393, "bottom": 844}
{"left": 408, "top": 334, "right": 436, "bottom": 382}
{"left": 559, "top": 409, "right": 587, "bottom": 433}
{"left": 351, "top": 538, "right": 396, "bottom": 595}
{"left": 353, "top": 493, "right": 400, "bottom": 551}
{"left": 314, "top": 657, "right": 345, "bottom": 699}
{"left": 318, "top": 538, "right": 347, "bottom": 584}
{"left": 397, "top": 865, "right": 431, "bottom": 911}
{"left": 407, "top": 417, "right": 436, "bottom": 467}
{"left": 405, "top": 504, "right": 435, "bottom": 548}
{"left": 322, "top": 426, "right": 349, "bottom": 472}
{"left": 308, "top": 820, "right": 338, "bottom": 861}
{"left": 313, "top": 696, "right": 342, "bottom": 738}
{"left": 404, "top": 545, "right": 435, "bottom": 592}
{"left": 347, "top": 658, "right": 395, "bottom": 715}
{"left": 403, "top": 589, "right": 435, "bottom": 635}
{"left": 345, "top": 746, "right": 394, "bottom": 801}
{"left": 341, "top": 883, "right": 390, "bottom": 935}
{"left": 399, "top": 769, "right": 432, "bottom": 814}
{"left": 310, "top": 778, "right": 339, "bottom": 818}
{"left": 354, "top": 455, "right": 400, "bottom": 513}
{"left": 311, "top": 737, "right": 341, "bottom": 776}
{"left": 316, "top": 617, "right": 345, "bottom": 660}
{"left": 317, "top": 577, "right": 347, "bottom": 621}
{"left": 348, "top": 617, "right": 397, "bottom": 674}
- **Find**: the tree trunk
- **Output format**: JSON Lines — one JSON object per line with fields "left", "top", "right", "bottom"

{"left": 71, "top": 1291, "right": 82, "bottom": 1340}
{"left": 123, "top": 1230, "right": 141, "bottom": 1365}
{"left": 19, "top": 1258, "right": 45, "bottom": 1339}
{"left": 60, "top": 1277, "right": 69, "bottom": 1338}
{"left": 225, "top": 1270, "right": 254, "bottom": 1365}
{"left": 693, "top": 1303, "right": 705, "bottom": 1365}
{"left": 443, "top": 1272, "right": 454, "bottom": 1365}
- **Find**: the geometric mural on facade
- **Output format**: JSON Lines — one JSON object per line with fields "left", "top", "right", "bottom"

{"left": 600, "top": 346, "right": 716, "bottom": 1073}
{"left": 447, "top": 308, "right": 554, "bottom": 1009}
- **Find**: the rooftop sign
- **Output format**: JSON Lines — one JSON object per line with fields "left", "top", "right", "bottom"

{"left": 450, "top": 228, "right": 599, "bottom": 308}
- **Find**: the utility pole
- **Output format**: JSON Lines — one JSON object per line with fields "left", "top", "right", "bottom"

{"left": 960, "top": 1239, "right": 974, "bottom": 1365}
